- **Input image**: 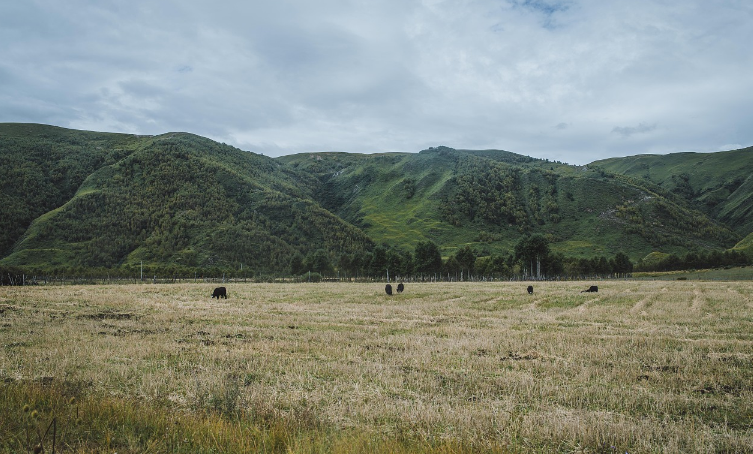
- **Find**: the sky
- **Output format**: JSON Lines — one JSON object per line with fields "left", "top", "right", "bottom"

{"left": 1, "top": 0, "right": 751, "bottom": 165}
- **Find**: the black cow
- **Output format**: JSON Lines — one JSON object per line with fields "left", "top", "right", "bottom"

{"left": 527, "top": 285, "right": 534, "bottom": 294}
{"left": 581, "top": 285, "right": 598, "bottom": 293}
{"left": 397, "top": 283, "right": 405, "bottom": 293}
{"left": 212, "top": 286, "right": 227, "bottom": 299}
{"left": 385, "top": 284, "right": 393, "bottom": 295}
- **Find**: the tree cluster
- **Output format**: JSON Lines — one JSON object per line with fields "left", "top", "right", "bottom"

{"left": 437, "top": 157, "right": 563, "bottom": 231}
{"left": 439, "top": 159, "right": 527, "bottom": 227}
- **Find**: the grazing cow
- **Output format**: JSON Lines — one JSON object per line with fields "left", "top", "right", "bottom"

{"left": 385, "top": 284, "right": 393, "bottom": 295}
{"left": 581, "top": 285, "right": 598, "bottom": 293}
{"left": 527, "top": 285, "right": 534, "bottom": 294}
{"left": 397, "top": 283, "right": 405, "bottom": 293}
{"left": 212, "top": 286, "right": 227, "bottom": 299}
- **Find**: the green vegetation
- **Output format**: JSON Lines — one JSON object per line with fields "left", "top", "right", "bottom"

{"left": 593, "top": 147, "right": 753, "bottom": 235}
{"left": 0, "top": 123, "right": 142, "bottom": 258}
{"left": 286, "top": 146, "right": 743, "bottom": 270}
{"left": 732, "top": 231, "right": 753, "bottom": 256}
{"left": 1, "top": 126, "right": 372, "bottom": 274}
{"left": 3, "top": 379, "right": 482, "bottom": 454}
{"left": 1, "top": 124, "right": 750, "bottom": 277}
{"left": 280, "top": 149, "right": 460, "bottom": 252}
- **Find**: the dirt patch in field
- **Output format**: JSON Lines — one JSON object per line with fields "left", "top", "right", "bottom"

{"left": 96, "top": 323, "right": 165, "bottom": 337}
{"left": 693, "top": 383, "right": 746, "bottom": 396}
{"left": 79, "top": 311, "right": 139, "bottom": 321}
{"left": 0, "top": 304, "right": 19, "bottom": 315}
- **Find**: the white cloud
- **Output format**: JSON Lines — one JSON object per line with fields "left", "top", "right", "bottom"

{"left": 1, "top": 0, "right": 751, "bottom": 164}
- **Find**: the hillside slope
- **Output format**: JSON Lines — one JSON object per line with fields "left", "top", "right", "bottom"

{"left": 0, "top": 123, "right": 143, "bottom": 258}
{"left": 0, "top": 125, "right": 372, "bottom": 271}
{"left": 593, "top": 147, "right": 753, "bottom": 235}
{"left": 732, "top": 232, "right": 753, "bottom": 256}
{"left": 280, "top": 147, "right": 739, "bottom": 260}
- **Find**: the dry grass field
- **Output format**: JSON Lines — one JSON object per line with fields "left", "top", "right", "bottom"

{"left": 1, "top": 281, "right": 752, "bottom": 453}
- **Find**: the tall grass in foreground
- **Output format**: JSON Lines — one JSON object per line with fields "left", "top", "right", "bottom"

{"left": 2, "top": 380, "right": 491, "bottom": 453}
{"left": 1, "top": 282, "right": 752, "bottom": 453}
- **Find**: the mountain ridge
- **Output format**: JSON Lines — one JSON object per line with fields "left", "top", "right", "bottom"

{"left": 1, "top": 123, "right": 749, "bottom": 274}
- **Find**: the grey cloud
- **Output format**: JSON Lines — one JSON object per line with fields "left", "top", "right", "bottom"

{"left": 612, "top": 123, "right": 658, "bottom": 138}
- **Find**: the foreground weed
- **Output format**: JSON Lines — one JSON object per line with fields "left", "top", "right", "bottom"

{"left": 2, "top": 383, "right": 79, "bottom": 453}
{"left": 1, "top": 380, "right": 514, "bottom": 453}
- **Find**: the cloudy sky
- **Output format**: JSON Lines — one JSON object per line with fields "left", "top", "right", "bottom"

{"left": 1, "top": 0, "right": 751, "bottom": 165}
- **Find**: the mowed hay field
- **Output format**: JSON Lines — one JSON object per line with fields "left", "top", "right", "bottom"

{"left": 1, "top": 281, "right": 752, "bottom": 453}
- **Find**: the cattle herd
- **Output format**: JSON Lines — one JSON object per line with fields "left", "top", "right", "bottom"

{"left": 210, "top": 283, "right": 599, "bottom": 299}
{"left": 383, "top": 283, "right": 598, "bottom": 296}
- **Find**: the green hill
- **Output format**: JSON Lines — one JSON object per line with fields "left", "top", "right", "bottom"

{"left": 0, "top": 125, "right": 371, "bottom": 272}
{"left": 0, "top": 123, "right": 143, "bottom": 258}
{"left": 1, "top": 124, "right": 748, "bottom": 274}
{"left": 593, "top": 147, "right": 753, "bottom": 236}
{"left": 280, "top": 146, "right": 739, "bottom": 261}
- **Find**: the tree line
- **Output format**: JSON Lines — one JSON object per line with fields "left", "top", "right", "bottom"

{"left": 5, "top": 234, "right": 751, "bottom": 285}
{"left": 0, "top": 236, "right": 626, "bottom": 284}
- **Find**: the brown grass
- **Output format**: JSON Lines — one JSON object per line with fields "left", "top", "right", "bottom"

{"left": 1, "top": 281, "right": 752, "bottom": 452}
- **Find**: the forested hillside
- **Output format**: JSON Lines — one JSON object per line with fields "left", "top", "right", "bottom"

{"left": 0, "top": 124, "right": 141, "bottom": 258}
{"left": 281, "top": 146, "right": 739, "bottom": 261}
{"left": 1, "top": 124, "right": 749, "bottom": 277}
{"left": 593, "top": 147, "right": 753, "bottom": 235}
{"left": 0, "top": 125, "right": 372, "bottom": 273}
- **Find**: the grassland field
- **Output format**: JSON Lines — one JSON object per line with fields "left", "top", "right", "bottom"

{"left": 1, "top": 281, "right": 752, "bottom": 453}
